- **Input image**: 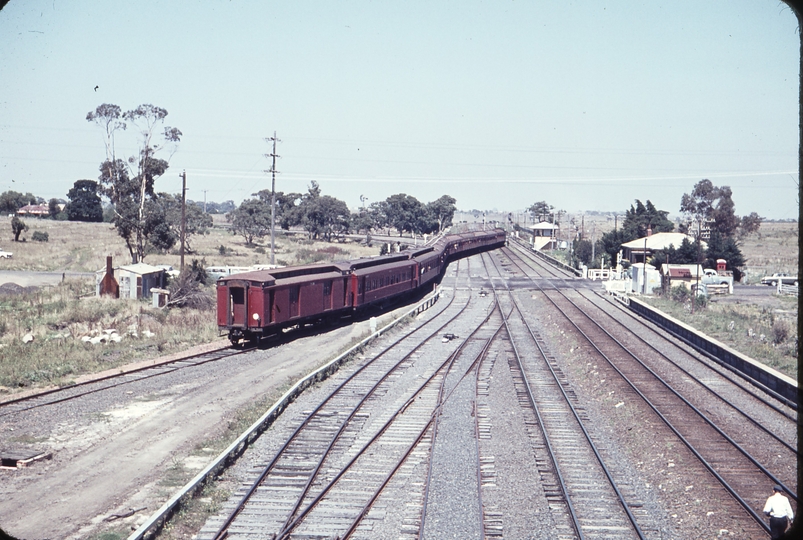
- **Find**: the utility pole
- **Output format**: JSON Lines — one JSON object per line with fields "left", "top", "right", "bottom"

{"left": 264, "top": 132, "right": 281, "bottom": 265}
{"left": 179, "top": 170, "right": 187, "bottom": 271}
{"left": 202, "top": 189, "right": 208, "bottom": 214}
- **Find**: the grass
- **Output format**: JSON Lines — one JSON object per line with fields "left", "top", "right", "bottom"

{"left": 0, "top": 214, "right": 379, "bottom": 273}
{"left": 0, "top": 278, "right": 219, "bottom": 391}
{"left": 637, "top": 221, "right": 798, "bottom": 379}
{"left": 0, "top": 217, "right": 388, "bottom": 392}
{"left": 736, "top": 221, "right": 799, "bottom": 284}
{"left": 641, "top": 293, "right": 798, "bottom": 379}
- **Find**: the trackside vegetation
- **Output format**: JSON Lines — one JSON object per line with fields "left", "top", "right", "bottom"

{"left": 0, "top": 279, "right": 219, "bottom": 391}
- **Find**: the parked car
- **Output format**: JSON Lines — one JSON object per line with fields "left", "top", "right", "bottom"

{"left": 0, "top": 249, "right": 12, "bottom": 259}
{"left": 761, "top": 273, "right": 798, "bottom": 286}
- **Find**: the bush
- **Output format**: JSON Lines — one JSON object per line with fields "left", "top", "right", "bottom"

{"left": 772, "top": 320, "right": 791, "bottom": 344}
{"left": 32, "top": 231, "right": 49, "bottom": 242}
{"left": 670, "top": 285, "right": 691, "bottom": 303}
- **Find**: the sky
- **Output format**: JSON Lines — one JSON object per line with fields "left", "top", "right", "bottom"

{"left": 0, "top": 0, "right": 799, "bottom": 220}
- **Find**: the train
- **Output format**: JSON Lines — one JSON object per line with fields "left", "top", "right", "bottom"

{"left": 216, "top": 227, "right": 506, "bottom": 345}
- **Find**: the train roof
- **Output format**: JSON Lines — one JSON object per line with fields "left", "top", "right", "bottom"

{"left": 348, "top": 253, "right": 410, "bottom": 270}
{"left": 218, "top": 262, "right": 351, "bottom": 285}
{"left": 351, "top": 257, "right": 416, "bottom": 276}
{"left": 406, "top": 246, "right": 435, "bottom": 258}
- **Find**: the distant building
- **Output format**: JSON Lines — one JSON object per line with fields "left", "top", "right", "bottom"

{"left": 95, "top": 261, "right": 166, "bottom": 300}
{"left": 16, "top": 204, "right": 49, "bottom": 217}
{"left": 620, "top": 231, "right": 703, "bottom": 264}
{"left": 527, "top": 221, "right": 560, "bottom": 251}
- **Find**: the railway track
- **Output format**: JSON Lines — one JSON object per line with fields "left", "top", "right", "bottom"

{"left": 505, "top": 244, "right": 797, "bottom": 464}
{"left": 199, "top": 259, "right": 501, "bottom": 539}
{"left": 482, "top": 251, "right": 651, "bottom": 539}
{"left": 498, "top": 244, "right": 796, "bottom": 535}
{"left": 0, "top": 345, "right": 240, "bottom": 418}
{"left": 188, "top": 242, "right": 794, "bottom": 539}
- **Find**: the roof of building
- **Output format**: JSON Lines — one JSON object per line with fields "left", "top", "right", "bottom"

{"left": 621, "top": 232, "right": 704, "bottom": 251}
{"left": 529, "top": 221, "right": 560, "bottom": 230}
{"left": 118, "top": 262, "right": 164, "bottom": 275}
{"left": 17, "top": 204, "right": 49, "bottom": 213}
{"left": 660, "top": 264, "right": 703, "bottom": 278}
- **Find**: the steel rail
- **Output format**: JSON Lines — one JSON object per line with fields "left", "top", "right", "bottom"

{"left": 279, "top": 309, "right": 502, "bottom": 539}
{"left": 0, "top": 345, "right": 239, "bottom": 418}
{"left": 343, "top": 329, "right": 502, "bottom": 540}
{"left": 275, "top": 292, "right": 476, "bottom": 531}
{"left": 128, "top": 289, "right": 444, "bottom": 540}
{"left": 502, "top": 246, "right": 790, "bottom": 529}
{"left": 475, "top": 252, "right": 588, "bottom": 538}
{"left": 419, "top": 318, "right": 503, "bottom": 540}
{"left": 503, "top": 292, "right": 648, "bottom": 538}
{"left": 577, "top": 289, "right": 797, "bottom": 454}
{"left": 524, "top": 276, "right": 774, "bottom": 534}
{"left": 511, "top": 239, "right": 797, "bottom": 411}
{"left": 210, "top": 287, "right": 464, "bottom": 540}
{"left": 509, "top": 245, "right": 797, "bottom": 435}
{"left": 549, "top": 288, "right": 797, "bottom": 500}
{"left": 210, "top": 257, "right": 477, "bottom": 538}
{"left": 505, "top": 246, "right": 796, "bottom": 493}
{"left": 472, "top": 344, "right": 487, "bottom": 540}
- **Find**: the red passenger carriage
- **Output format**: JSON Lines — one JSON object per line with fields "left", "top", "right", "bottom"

{"left": 217, "top": 228, "right": 506, "bottom": 345}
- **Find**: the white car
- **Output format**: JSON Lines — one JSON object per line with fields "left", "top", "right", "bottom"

{"left": 0, "top": 249, "right": 12, "bottom": 259}
{"left": 760, "top": 273, "right": 798, "bottom": 286}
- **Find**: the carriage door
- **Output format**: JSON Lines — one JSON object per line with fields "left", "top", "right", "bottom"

{"left": 229, "top": 285, "right": 247, "bottom": 326}
{"left": 323, "top": 281, "right": 332, "bottom": 311}
{"left": 289, "top": 285, "right": 300, "bottom": 318}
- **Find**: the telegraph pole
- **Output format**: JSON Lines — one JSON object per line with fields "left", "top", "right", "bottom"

{"left": 179, "top": 170, "right": 187, "bottom": 271}
{"left": 264, "top": 132, "right": 281, "bottom": 265}
{"left": 202, "top": 189, "right": 208, "bottom": 214}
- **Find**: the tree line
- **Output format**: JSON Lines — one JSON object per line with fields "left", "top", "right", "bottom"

{"left": 530, "top": 179, "right": 763, "bottom": 281}
{"left": 226, "top": 181, "right": 457, "bottom": 246}
{"left": 5, "top": 102, "right": 458, "bottom": 264}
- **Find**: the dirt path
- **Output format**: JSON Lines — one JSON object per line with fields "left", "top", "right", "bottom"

{"left": 0, "top": 307, "right": 414, "bottom": 539}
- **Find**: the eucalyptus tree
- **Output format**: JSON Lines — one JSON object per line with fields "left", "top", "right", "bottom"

{"left": 86, "top": 103, "right": 182, "bottom": 262}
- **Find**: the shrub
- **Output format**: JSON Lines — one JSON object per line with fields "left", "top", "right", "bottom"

{"left": 32, "top": 231, "right": 49, "bottom": 242}
{"left": 670, "top": 285, "right": 691, "bottom": 303}
{"left": 295, "top": 248, "right": 328, "bottom": 264}
{"left": 772, "top": 320, "right": 791, "bottom": 344}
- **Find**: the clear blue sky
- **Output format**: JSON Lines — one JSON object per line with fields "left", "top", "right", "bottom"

{"left": 0, "top": 0, "right": 799, "bottom": 219}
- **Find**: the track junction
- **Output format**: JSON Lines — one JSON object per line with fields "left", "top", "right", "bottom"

{"left": 187, "top": 243, "right": 796, "bottom": 539}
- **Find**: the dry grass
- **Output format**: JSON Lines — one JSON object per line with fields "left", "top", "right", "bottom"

{"left": 0, "top": 214, "right": 380, "bottom": 272}
{"left": 0, "top": 216, "right": 388, "bottom": 392}
{"left": 737, "top": 221, "right": 799, "bottom": 284}
{"left": 643, "top": 294, "right": 798, "bottom": 379}
{"left": 0, "top": 278, "right": 220, "bottom": 390}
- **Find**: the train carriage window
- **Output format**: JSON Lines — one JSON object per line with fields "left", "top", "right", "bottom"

{"left": 323, "top": 281, "right": 332, "bottom": 296}
{"left": 230, "top": 287, "right": 244, "bottom": 306}
{"left": 358, "top": 279, "right": 364, "bottom": 294}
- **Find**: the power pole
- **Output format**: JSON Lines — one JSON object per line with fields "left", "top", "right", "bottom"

{"left": 202, "top": 189, "right": 208, "bottom": 214}
{"left": 264, "top": 132, "right": 281, "bottom": 265}
{"left": 179, "top": 170, "right": 187, "bottom": 271}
